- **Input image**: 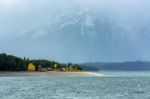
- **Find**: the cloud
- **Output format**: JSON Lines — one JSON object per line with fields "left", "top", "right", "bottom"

{"left": 0, "top": 0, "right": 70, "bottom": 37}
{"left": 0, "top": 0, "right": 149, "bottom": 37}
{"left": 0, "top": 0, "right": 150, "bottom": 62}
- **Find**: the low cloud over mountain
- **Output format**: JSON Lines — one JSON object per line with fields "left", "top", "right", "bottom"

{"left": 0, "top": 0, "right": 150, "bottom": 62}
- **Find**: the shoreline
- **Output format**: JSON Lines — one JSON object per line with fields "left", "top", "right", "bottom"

{"left": 0, "top": 71, "right": 105, "bottom": 77}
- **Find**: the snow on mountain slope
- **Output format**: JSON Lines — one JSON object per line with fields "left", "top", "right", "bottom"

{"left": 18, "top": 9, "right": 129, "bottom": 42}
{"left": 0, "top": 9, "right": 138, "bottom": 62}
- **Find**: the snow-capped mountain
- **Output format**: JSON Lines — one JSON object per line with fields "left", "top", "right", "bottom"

{"left": 19, "top": 9, "right": 127, "bottom": 40}
{"left": 0, "top": 9, "right": 140, "bottom": 62}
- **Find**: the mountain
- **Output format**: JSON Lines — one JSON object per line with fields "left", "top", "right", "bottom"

{"left": 0, "top": 9, "right": 144, "bottom": 62}
{"left": 20, "top": 9, "right": 128, "bottom": 39}
{"left": 82, "top": 61, "right": 150, "bottom": 71}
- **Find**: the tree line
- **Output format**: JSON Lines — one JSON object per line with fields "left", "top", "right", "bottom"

{"left": 0, "top": 53, "right": 82, "bottom": 71}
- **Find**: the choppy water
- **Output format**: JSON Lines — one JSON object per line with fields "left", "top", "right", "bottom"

{"left": 1, "top": 72, "right": 150, "bottom": 99}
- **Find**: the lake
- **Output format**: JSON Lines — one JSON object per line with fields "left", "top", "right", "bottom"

{"left": 0, "top": 72, "right": 150, "bottom": 99}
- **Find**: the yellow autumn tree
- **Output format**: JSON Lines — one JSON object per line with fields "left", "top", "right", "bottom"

{"left": 54, "top": 64, "right": 58, "bottom": 69}
{"left": 28, "top": 63, "right": 36, "bottom": 71}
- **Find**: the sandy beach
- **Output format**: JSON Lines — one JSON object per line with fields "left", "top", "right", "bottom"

{"left": 0, "top": 71, "right": 104, "bottom": 77}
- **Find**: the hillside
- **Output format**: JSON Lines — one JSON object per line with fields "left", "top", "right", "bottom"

{"left": 0, "top": 53, "right": 82, "bottom": 71}
{"left": 82, "top": 61, "right": 150, "bottom": 71}
{"left": 0, "top": 9, "right": 134, "bottom": 63}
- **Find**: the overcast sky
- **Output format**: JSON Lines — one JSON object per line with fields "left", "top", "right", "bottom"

{"left": 0, "top": 0, "right": 150, "bottom": 37}
{"left": 0, "top": 0, "right": 150, "bottom": 63}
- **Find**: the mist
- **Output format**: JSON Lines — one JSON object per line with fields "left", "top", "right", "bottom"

{"left": 0, "top": 0, "right": 150, "bottom": 63}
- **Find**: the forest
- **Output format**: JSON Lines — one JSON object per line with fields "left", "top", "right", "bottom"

{"left": 0, "top": 53, "right": 82, "bottom": 71}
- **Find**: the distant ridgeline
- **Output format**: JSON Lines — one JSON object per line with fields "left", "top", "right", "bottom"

{"left": 82, "top": 61, "right": 150, "bottom": 71}
{"left": 0, "top": 53, "right": 82, "bottom": 71}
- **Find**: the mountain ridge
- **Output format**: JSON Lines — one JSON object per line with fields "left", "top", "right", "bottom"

{"left": 82, "top": 61, "right": 150, "bottom": 71}
{"left": 0, "top": 9, "right": 149, "bottom": 62}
